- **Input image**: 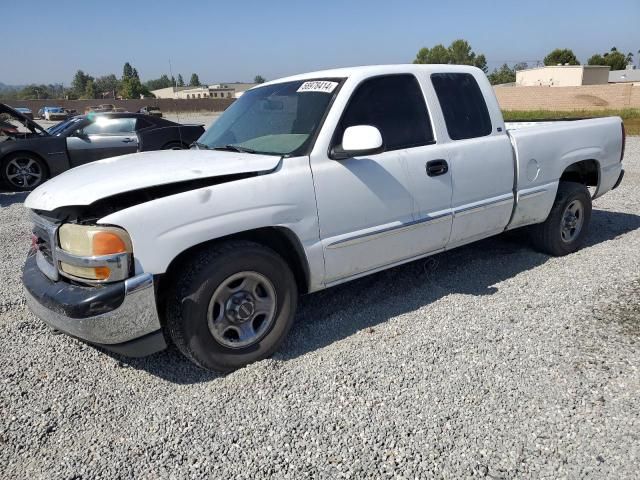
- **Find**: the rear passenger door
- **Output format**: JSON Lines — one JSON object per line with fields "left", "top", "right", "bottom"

{"left": 311, "top": 74, "right": 452, "bottom": 283}
{"left": 430, "top": 73, "right": 514, "bottom": 248}
{"left": 66, "top": 117, "right": 139, "bottom": 167}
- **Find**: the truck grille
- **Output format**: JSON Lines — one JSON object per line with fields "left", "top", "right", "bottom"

{"left": 31, "top": 214, "right": 60, "bottom": 281}
{"left": 33, "top": 225, "right": 53, "bottom": 263}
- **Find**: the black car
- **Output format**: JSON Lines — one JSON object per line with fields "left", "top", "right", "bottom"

{"left": 0, "top": 104, "right": 205, "bottom": 190}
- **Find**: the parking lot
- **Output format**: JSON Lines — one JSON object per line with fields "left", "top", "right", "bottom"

{"left": 37, "top": 111, "right": 222, "bottom": 131}
{"left": 0, "top": 138, "right": 638, "bottom": 478}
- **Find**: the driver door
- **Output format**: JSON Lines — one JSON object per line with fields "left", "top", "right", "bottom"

{"left": 67, "top": 117, "right": 139, "bottom": 167}
{"left": 310, "top": 74, "right": 453, "bottom": 284}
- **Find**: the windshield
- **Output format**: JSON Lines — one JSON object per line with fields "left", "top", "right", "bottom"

{"left": 197, "top": 79, "right": 342, "bottom": 156}
{"left": 47, "top": 117, "right": 82, "bottom": 136}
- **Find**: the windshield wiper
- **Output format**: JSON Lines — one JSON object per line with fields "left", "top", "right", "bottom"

{"left": 191, "top": 141, "right": 211, "bottom": 150}
{"left": 213, "top": 144, "right": 257, "bottom": 154}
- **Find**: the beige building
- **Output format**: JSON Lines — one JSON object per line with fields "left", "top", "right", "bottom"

{"left": 151, "top": 83, "right": 258, "bottom": 100}
{"left": 516, "top": 65, "right": 610, "bottom": 87}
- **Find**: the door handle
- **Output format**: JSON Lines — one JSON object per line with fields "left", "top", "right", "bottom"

{"left": 122, "top": 138, "right": 135, "bottom": 143}
{"left": 426, "top": 159, "right": 448, "bottom": 177}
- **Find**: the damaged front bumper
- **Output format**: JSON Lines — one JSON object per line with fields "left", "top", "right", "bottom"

{"left": 22, "top": 253, "right": 166, "bottom": 357}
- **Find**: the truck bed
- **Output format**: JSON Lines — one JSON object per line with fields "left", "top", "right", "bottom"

{"left": 505, "top": 116, "right": 624, "bottom": 230}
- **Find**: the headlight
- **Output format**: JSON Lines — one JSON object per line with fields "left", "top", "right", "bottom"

{"left": 57, "top": 224, "right": 132, "bottom": 281}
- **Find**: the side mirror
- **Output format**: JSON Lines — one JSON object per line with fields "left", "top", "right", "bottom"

{"left": 331, "top": 125, "right": 384, "bottom": 160}
{"left": 74, "top": 129, "right": 88, "bottom": 139}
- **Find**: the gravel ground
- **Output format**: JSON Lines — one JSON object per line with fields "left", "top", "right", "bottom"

{"left": 1, "top": 139, "right": 639, "bottom": 479}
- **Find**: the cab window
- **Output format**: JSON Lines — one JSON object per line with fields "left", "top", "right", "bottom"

{"left": 431, "top": 73, "right": 492, "bottom": 140}
{"left": 334, "top": 74, "right": 434, "bottom": 152}
{"left": 82, "top": 118, "right": 136, "bottom": 135}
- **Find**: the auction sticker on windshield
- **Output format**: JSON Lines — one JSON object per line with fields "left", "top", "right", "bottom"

{"left": 297, "top": 81, "right": 338, "bottom": 94}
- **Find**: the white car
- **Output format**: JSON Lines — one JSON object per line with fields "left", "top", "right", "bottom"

{"left": 43, "top": 107, "right": 68, "bottom": 121}
{"left": 23, "top": 64, "right": 625, "bottom": 372}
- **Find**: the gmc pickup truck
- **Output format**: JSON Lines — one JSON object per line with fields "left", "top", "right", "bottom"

{"left": 22, "top": 65, "right": 625, "bottom": 372}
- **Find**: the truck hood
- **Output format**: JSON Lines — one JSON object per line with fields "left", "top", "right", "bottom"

{"left": 25, "top": 149, "right": 282, "bottom": 211}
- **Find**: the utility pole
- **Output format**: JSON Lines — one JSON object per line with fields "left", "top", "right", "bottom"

{"left": 169, "top": 58, "right": 177, "bottom": 92}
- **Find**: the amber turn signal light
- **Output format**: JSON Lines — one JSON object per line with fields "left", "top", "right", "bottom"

{"left": 93, "top": 232, "right": 128, "bottom": 255}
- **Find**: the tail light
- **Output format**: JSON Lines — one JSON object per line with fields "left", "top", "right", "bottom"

{"left": 621, "top": 121, "right": 626, "bottom": 162}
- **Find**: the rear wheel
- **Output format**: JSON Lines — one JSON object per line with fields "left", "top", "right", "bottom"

{"left": 530, "top": 181, "right": 592, "bottom": 256}
{"left": 166, "top": 241, "right": 298, "bottom": 372}
{"left": 2, "top": 153, "right": 48, "bottom": 191}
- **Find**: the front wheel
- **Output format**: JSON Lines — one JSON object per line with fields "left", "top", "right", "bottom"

{"left": 530, "top": 181, "right": 592, "bottom": 256}
{"left": 2, "top": 153, "right": 48, "bottom": 191}
{"left": 166, "top": 241, "right": 298, "bottom": 372}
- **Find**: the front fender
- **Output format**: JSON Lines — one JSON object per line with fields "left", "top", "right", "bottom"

{"left": 98, "top": 156, "right": 326, "bottom": 291}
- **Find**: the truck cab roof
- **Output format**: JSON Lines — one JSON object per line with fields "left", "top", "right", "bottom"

{"left": 258, "top": 64, "right": 483, "bottom": 87}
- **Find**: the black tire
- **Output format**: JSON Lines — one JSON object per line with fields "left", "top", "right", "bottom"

{"left": 162, "top": 142, "right": 187, "bottom": 150}
{"left": 166, "top": 241, "right": 298, "bottom": 372}
{"left": 530, "top": 181, "right": 592, "bottom": 256}
{"left": 2, "top": 152, "right": 48, "bottom": 191}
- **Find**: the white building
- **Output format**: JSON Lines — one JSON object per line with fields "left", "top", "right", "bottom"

{"left": 151, "top": 83, "right": 258, "bottom": 100}
{"left": 515, "top": 65, "right": 610, "bottom": 87}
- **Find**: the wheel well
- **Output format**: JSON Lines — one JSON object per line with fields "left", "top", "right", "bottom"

{"left": 156, "top": 227, "right": 311, "bottom": 319}
{"left": 560, "top": 159, "right": 599, "bottom": 187}
{"left": 0, "top": 150, "right": 50, "bottom": 179}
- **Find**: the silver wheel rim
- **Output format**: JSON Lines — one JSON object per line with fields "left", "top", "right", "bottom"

{"left": 560, "top": 199, "right": 584, "bottom": 243}
{"left": 5, "top": 157, "right": 42, "bottom": 188}
{"left": 207, "top": 271, "right": 277, "bottom": 349}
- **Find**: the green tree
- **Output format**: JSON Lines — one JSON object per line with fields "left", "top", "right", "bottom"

{"left": 254, "top": 75, "right": 266, "bottom": 84}
{"left": 132, "top": 68, "right": 139, "bottom": 80}
{"left": 189, "top": 73, "right": 201, "bottom": 86}
{"left": 413, "top": 44, "right": 450, "bottom": 64}
{"left": 146, "top": 74, "right": 173, "bottom": 90}
{"left": 19, "top": 84, "right": 50, "bottom": 100}
{"left": 122, "top": 62, "right": 134, "bottom": 79}
{"left": 543, "top": 48, "right": 579, "bottom": 66}
{"left": 177, "top": 74, "right": 185, "bottom": 87}
{"left": 16, "top": 84, "right": 66, "bottom": 100}
{"left": 95, "top": 74, "right": 119, "bottom": 97}
{"left": 71, "top": 70, "right": 94, "bottom": 98}
{"left": 119, "top": 76, "right": 151, "bottom": 99}
{"left": 487, "top": 64, "right": 516, "bottom": 85}
{"left": 588, "top": 47, "right": 632, "bottom": 71}
{"left": 84, "top": 79, "right": 97, "bottom": 99}
{"left": 413, "top": 39, "right": 488, "bottom": 72}
{"left": 587, "top": 54, "right": 606, "bottom": 66}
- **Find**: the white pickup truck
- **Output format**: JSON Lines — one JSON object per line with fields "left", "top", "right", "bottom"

{"left": 22, "top": 65, "right": 626, "bottom": 372}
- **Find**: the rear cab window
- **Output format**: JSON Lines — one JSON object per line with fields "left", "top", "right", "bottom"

{"left": 333, "top": 74, "right": 434, "bottom": 153}
{"left": 431, "top": 73, "right": 492, "bottom": 140}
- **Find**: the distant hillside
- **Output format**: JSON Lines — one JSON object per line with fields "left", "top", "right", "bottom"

{"left": 0, "top": 82, "right": 23, "bottom": 92}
